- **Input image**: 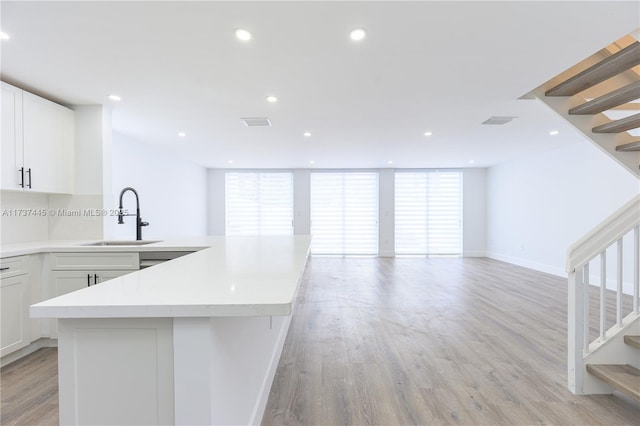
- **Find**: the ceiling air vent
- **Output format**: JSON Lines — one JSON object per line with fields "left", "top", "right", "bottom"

{"left": 241, "top": 117, "right": 271, "bottom": 127}
{"left": 482, "top": 116, "right": 517, "bottom": 125}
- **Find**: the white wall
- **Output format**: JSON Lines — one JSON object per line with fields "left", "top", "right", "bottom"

{"left": 486, "top": 140, "right": 639, "bottom": 277}
{"left": 49, "top": 105, "right": 112, "bottom": 241}
{"left": 207, "top": 169, "right": 225, "bottom": 236}
{"left": 112, "top": 133, "right": 207, "bottom": 239}
{"left": 378, "top": 169, "right": 395, "bottom": 257}
{"left": 293, "top": 170, "right": 311, "bottom": 236}
{"left": 207, "top": 168, "right": 487, "bottom": 257}
{"left": 0, "top": 191, "right": 49, "bottom": 244}
{"left": 463, "top": 168, "right": 486, "bottom": 257}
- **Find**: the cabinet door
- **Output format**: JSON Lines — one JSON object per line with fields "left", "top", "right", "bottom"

{"left": 50, "top": 269, "right": 134, "bottom": 297}
{"left": 48, "top": 270, "right": 133, "bottom": 338}
{"left": 50, "top": 270, "right": 94, "bottom": 296}
{"left": 22, "top": 91, "right": 74, "bottom": 194}
{"left": 1, "top": 82, "right": 24, "bottom": 190}
{"left": 29, "top": 255, "right": 44, "bottom": 342}
{"left": 1, "top": 275, "right": 30, "bottom": 357}
{"left": 93, "top": 270, "right": 131, "bottom": 284}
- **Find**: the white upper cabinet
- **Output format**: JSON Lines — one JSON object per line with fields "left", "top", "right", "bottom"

{"left": 1, "top": 82, "right": 75, "bottom": 194}
{"left": 1, "top": 83, "right": 24, "bottom": 190}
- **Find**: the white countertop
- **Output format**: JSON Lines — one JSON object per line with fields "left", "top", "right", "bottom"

{"left": 1, "top": 236, "right": 221, "bottom": 257}
{"left": 30, "top": 235, "right": 311, "bottom": 319}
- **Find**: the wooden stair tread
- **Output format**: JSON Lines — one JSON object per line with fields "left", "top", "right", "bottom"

{"left": 569, "top": 82, "right": 640, "bottom": 115}
{"left": 592, "top": 113, "right": 640, "bottom": 133}
{"left": 616, "top": 141, "right": 640, "bottom": 152}
{"left": 586, "top": 364, "right": 640, "bottom": 402}
{"left": 546, "top": 42, "right": 640, "bottom": 97}
{"left": 624, "top": 335, "right": 640, "bottom": 349}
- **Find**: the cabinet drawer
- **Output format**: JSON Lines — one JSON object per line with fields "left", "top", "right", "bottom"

{"left": 49, "top": 252, "right": 139, "bottom": 270}
{"left": 0, "top": 256, "right": 29, "bottom": 279}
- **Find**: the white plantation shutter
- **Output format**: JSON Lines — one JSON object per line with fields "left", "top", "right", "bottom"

{"left": 225, "top": 172, "right": 293, "bottom": 236}
{"left": 395, "top": 171, "right": 462, "bottom": 255}
{"left": 310, "top": 172, "right": 378, "bottom": 255}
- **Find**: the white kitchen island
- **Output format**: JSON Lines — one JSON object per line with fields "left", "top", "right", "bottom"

{"left": 30, "top": 236, "right": 311, "bottom": 426}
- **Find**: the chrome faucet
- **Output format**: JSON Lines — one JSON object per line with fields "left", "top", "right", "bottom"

{"left": 117, "top": 187, "right": 149, "bottom": 240}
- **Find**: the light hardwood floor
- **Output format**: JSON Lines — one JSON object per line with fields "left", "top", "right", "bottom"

{"left": 2, "top": 257, "right": 639, "bottom": 425}
{"left": 262, "top": 257, "right": 639, "bottom": 425}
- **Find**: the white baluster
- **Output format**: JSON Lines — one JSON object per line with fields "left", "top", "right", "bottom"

{"left": 600, "top": 251, "right": 606, "bottom": 341}
{"left": 583, "top": 262, "right": 590, "bottom": 352}
{"left": 617, "top": 239, "right": 623, "bottom": 327}
{"left": 634, "top": 225, "right": 639, "bottom": 315}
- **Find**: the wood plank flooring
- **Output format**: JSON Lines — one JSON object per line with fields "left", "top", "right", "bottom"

{"left": 1, "top": 347, "right": 58, "bottom": 425}
{"left": 2, "top": 257, "right": 639, "bottom": 425}
{"left": 262, "top": 257, "right": 640, "bottom": 425}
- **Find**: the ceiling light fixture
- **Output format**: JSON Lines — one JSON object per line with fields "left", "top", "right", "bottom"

{"left": 0, "top": 32, "right": 10, "bottom": 40}
{"left": 309, "top": 160, "right": 315, "bottom": 165}
{"left": 549, "top": 130, "right": 559, "bottom": 135}
{"left": 304, "top": 132, "right": 311, "bottom": 137}
{"left": 424, "top": 131, "right": 433, "bottom": 136}
{"left": 108, "top": 94, "right": 121, "bottom": 101}
{"left": 227, "top": 160, "right": 233, "bottom": 164}
{"left": 350, "top": 28, "right": 366, "bottom": 41}
{"left": 387, "top": 160, "right": 393, "bottom": 164}
{"left": 468, "top": 160, "right": 475, "bottom": 164}
{"left": 235, "top": 29, "right": 252, "bottom": 41}
{"left": 266, "top": 96, "right": 278, "bottom": 103}
{"left": 178, "top": 132, "right": 186, "bottom": 137}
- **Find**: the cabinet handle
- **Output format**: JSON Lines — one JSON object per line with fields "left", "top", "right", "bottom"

{"left": 0, "top": 267, "right": 9, "bottom": 271}
{"left": 27, "top": 168, "right": 32, "bottom": 189}
{"left": 87, "top": 274, "right": 91, "bottom": 287}
{"left": 19, "top": 167, "right": 24, "bottom": 188}
{"left": 94, "top": 273, "right": 99, "bottom": 284}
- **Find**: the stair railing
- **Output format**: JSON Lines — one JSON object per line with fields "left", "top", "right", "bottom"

{"left": 566, "top": 194, "right": 640, "bottom": 394}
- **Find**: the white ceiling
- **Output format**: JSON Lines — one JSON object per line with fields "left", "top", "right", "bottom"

{"left": 1, "top": 1, "right": 639, "bottom": 169}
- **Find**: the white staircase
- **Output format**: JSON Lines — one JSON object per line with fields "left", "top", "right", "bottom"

{"left": 533, "top": 33, "right": 640, "bottom": 400}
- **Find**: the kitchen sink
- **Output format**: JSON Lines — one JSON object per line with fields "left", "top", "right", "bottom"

{"left": 81, "top": 240, "right": 162, "bottom": 246}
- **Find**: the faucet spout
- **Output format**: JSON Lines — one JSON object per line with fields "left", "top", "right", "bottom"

{"left": 117, "top": 187, "right": 149, "bottom": 240}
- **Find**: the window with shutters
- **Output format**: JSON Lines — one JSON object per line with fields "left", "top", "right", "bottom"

{"left": 310, "top": 172, "right": 378, "bottom": 255}
{"left": 395, "top": 171, "right": 462, "bottom": 255}
{"left": 225, "top": 172, "right": 293, "bottom": 236}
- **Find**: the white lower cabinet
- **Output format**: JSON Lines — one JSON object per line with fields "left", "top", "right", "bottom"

{"left": 50, "top": 270, "right": 133, "bottom": 296}
{"left": 1, "top": 256, "right": 30, "bottom": 357}
{"left": 48, "top": 252, "right": 139, "bottom": 338}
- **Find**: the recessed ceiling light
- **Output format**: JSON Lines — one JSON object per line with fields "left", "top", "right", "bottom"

{"left": 309, "top": 160, "right": 315, "bottom": 165}
{"left": 549, "top": 130, "right": 559, "bottom": 135}
{"left": 178, "top": 132, "right": 186, "bottom": 137}
{"left": 387, "top": 160, "right": 393, "bottom": 164}
{"left": 350, "top": 28, "right": 366, "bottom": 41}
{"left": 235, "top": 29, "right": 252, "bottom": 41}
{"left": 424, "top": 131, "right": 433, "bottom": 136}
{"left": 227, "top": 160, "right": 233, "bottom": 164}
{"left": 266, "top": 96, "right": 278, "bottom": 103}
{"left": 468, "top": 160, "right": 475, "bottom": 164}
{"left": 108, "top": 94, "right": 121, "bottom": 101}
{"left": 304, "top": 131, "right": 311, "bottom": 137}
{"left": 0, "top": 32, "right": 10, "bottom": 40}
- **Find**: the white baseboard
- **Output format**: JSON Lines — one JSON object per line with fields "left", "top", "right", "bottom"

{"left": 485, "top": 251, "right": 567, "bottom": 278}
{"left": 486, "top": 252, "right": 637, "bottom": 295}
{"left": 463, "top": 250, "right": 486, "bottom": 258}
{"left": 1, "top": 338, "right": 57, "bottom": 367}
